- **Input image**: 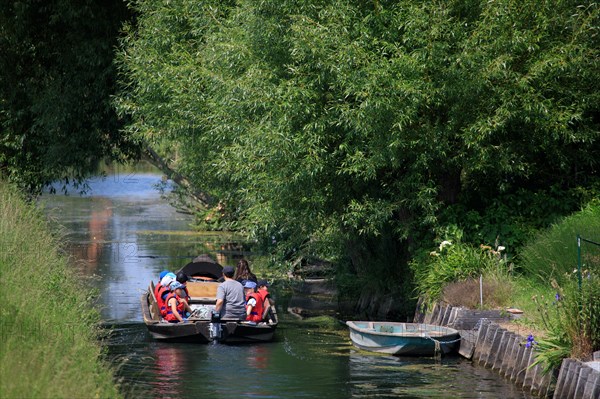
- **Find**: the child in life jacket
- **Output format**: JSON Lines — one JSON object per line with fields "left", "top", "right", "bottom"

{"left": 164, "top": 281, "right": 192, "bottom": 323}
{"left": 243, "top": 280, "right": 264, "bottom": 323}
{"left": 176, "top": 271, "right": 191, "bottom": 303}
{"left": 153, "top": 270, "right": 170, "bottom": 302}
{"left": 257, "top": 280, "right": 274, "bottom": 323}
{"left": 156, "top": 272, "right": 177, "bottom": 317}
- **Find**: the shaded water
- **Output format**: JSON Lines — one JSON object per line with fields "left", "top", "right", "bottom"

{"left": 41, "top": 163, "right": 534, "bottom": 398}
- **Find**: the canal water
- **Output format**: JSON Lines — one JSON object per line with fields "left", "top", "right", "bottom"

{"left": 41, "top": 164, "right": 534, "bottom": 399}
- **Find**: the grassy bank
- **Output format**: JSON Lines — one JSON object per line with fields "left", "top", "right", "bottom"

{"left": 413, "top": 200, "right": 599, "bottom": 372}
{"left": 0, "top": 181, "right": 120, "bottom": 398}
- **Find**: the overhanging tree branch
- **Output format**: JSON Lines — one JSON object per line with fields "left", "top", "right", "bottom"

{"left": 143, "top": 144, "right": 214, "bottom": 207}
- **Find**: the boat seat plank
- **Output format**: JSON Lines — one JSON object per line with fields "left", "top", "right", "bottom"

{"left": 187, "top": 282, "right": 219, "bottom": 298}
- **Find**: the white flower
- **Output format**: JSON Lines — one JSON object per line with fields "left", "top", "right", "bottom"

{"left": 430, "top": 251, "right": 439, "bottom": 256}
{"left": 497, "top": 246, "right": 505, "bottom": 252}
{"left": 439, "top": 240, "right": 452, "bottom": 251}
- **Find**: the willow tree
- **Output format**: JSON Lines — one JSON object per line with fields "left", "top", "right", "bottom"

{"left": 116, "top": 0, "right": 599, "bottom": 293}
{"left": 0, "top": 0, "right": 139, "bottom": 193}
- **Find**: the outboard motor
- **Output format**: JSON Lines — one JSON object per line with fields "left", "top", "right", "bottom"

{"left": 209, "top": 310, "right": 222, "bottom": 341}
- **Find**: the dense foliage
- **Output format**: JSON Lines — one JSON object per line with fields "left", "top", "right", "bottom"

{"left": 116, "top": 0, "right": 599, "bottom": 284}
{"left": 0, "top": 0, "right": 140, "bottom": 194}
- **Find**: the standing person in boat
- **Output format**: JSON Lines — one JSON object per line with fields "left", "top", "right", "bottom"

{"left": 164, "top": 281, "right": 192, "bottom": 323}
{"left": 257, "top": 280, "right": 274, "bottom": 322}
{"left": 233, "top": 259, "right": 257, "bottom": 284}
{"left": 215, "top": 266, "right": 246, "bottom": 320}
{"left": 243, "top": 280, "right": 264, "bottom": 323}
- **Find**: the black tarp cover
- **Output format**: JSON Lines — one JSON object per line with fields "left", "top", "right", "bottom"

{"left": 178, "top": 255, "right": 223, "bottom": 280}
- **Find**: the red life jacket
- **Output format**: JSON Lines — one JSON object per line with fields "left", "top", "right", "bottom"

{"left": 154, "top": 282, "right": 162, "bottom": 300}
{"left": 164, "top": 292, "right": 185, "bottom": 322}
{"left": 245, "top": 292, "right": 264, "bottom": 322}
{"left": 155, "top": 284, "right": 171, "bottom": 317}
{"left": 257, "top": 289, "right": 269, "bottom": 303}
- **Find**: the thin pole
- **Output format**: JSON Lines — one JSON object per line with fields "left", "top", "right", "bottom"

{"left": 479, "top": 274, "right": 483, "bottom": 308}
{"left": 577, "top": 235, "right": 582, "bottom": 291}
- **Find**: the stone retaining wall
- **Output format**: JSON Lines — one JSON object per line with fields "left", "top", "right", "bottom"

{"left": 553, "top": 358, "right": 600, "bottom": 399}
{"left": 414, "top": 301, "right": 600, "bottom": 398}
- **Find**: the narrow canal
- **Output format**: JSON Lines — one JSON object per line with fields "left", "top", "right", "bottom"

{"left": 41, "top": 163, "right": 534, "bottom": 399}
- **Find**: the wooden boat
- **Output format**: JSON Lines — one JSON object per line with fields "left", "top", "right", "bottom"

{"left": 346, "top": 321, "right": 460, "bottom": 356}
{"left": 141, "top": 256, "right": 277, "bottom": 343}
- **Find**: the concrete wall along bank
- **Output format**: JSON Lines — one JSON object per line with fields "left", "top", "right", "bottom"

{"left": 414, "top": 300, "right": 600, "bottom": 399}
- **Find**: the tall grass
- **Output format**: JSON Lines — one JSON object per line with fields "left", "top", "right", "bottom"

{"left": 518, "top": 201, "right": 600, "bottom": 371}
{"left": 0, "top": 181, "right": 121, "bottom": 398}
{"left": 519, "top": 201, "right": 600, "bottom": 282}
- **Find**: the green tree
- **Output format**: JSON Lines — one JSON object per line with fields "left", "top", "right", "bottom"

{"left": 116, "top": 0, "right": 599, "bottom": 294}
{"left": 0, "top": 0, "right": 139, "bottom": 194}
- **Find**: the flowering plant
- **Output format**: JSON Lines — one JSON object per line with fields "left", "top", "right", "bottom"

{"left": 524, "top": 334, "right": 538, "bottom": 349}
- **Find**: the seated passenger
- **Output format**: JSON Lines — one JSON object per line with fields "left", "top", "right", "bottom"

{"left": 154, "top": 270, "right": 171, "bottom": 301}
{"left": 215, "top": 266, "right": 246, "bottom": 320}
{"left": 164, "top": 281, "right": 192, "bottom": 323}
{"left": 243, "top": 281, "right": 264, "bottom": 323}
{"left": 156, "top": 273, "right": 177, "bottom": 317}
{"left": 176, "top": 271, "right": 191, "bottom": 302}
{"left": 257, "top": 279, "right": 274, "bottom": 322}
{"left": 234, "top": 259, "right": 257, "bottom": 284}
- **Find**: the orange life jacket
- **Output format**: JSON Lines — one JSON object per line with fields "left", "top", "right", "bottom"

{"left": 164, "top": 292, "right": 186, "bottom": 322}
{"left": 246, "top": 292, "right": 264, "bottom": 322}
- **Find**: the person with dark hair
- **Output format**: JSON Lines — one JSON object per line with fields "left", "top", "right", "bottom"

{"left": 214, "top": 266, "right": 245, "bottom": 319}
{"left": 233, "top": 259, "right": 257, "bottom": 283}
{"left": 256, "top": 279, "right": 274, "bottom": 322}
{"left": 176, "top": 271, "right": 191, "bottom": 302}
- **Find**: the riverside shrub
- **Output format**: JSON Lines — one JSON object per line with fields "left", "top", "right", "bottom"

{"left": 411, "top": 237, "right": 510, "bottom": 306}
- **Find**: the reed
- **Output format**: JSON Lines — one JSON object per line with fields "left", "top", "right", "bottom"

{"left": 0, "top": 181, "right": 121, "bottom": 398}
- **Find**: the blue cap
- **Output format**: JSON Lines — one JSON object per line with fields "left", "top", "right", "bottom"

{"left": 159, "top": 270, "right": 170, "bottom": 280}
{"left": 170, "top": 281, "right": 184, "bottom": 290}
{"left": 223, "top": 266, "right": 235, "bottom": 276}
{"left": 244, "top": 281, "right": 257, "bottom": 289}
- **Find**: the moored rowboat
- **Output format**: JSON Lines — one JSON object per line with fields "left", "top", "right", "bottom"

{"left": 346, "top": 321, "right": 460, "bottom": 356}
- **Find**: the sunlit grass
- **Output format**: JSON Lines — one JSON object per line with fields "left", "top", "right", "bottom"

{"left": 0, "top": 181, "right": 121, "bottom": 398}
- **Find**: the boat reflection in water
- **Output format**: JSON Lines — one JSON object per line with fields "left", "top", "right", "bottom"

{"left": 152, "top": 345, "right": 187, "bottom": 398}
